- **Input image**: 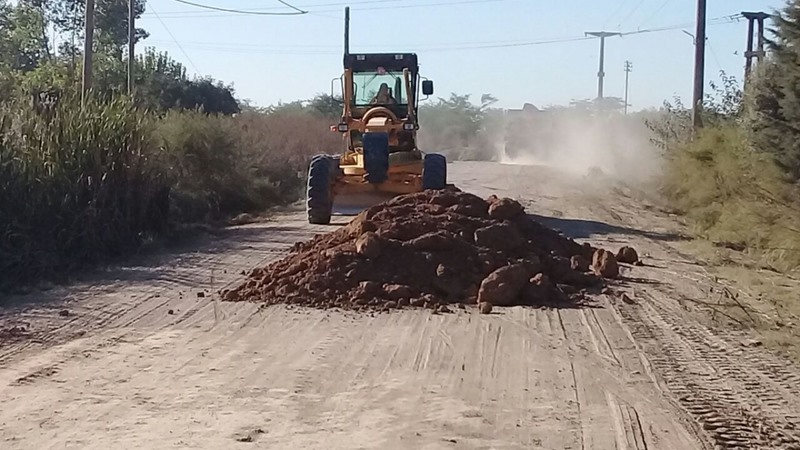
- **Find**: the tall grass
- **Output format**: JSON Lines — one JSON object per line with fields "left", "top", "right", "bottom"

{"left": 662, "top": 125, "right": 800, "bottom": 272}
{"left": 0, "top": 94, "right": 341, "bottom": 289}
{"left": 0, "top": 93, "right": 164, "bottom": 284}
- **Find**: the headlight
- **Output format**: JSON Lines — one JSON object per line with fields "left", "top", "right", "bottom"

{"left": 337, "top": 123, "right": 348, "bottom": 132}
{"left": 403, "top": 123, "right": 415, "bottom": 130}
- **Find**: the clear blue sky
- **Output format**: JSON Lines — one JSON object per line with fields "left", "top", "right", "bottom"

{"left": 137, "top": 0, "right": 785, "bottom": 110}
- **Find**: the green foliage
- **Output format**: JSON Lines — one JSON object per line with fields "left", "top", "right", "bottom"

{"left": 645, "top": 70, "right": 743, "bottom": 153}
{"left": 663, "top": 125, "right": 800, "bottom": 271}
{"left": 0, "top": 2, "right": 239, "bottom": 116}
{"left": 155, "top": 110, "right": 257, "bottom": 222}
{"left": 0, "top": 94, "right": 341, "bottom": 288}
{"left": 0, "top": 1, "right": 49, "bottom": 72}
{"left": 743, "top": 0, "right": 800, "bottom": 180}
{"left": 0, "top": 92, "right": 166, "bottom": 283}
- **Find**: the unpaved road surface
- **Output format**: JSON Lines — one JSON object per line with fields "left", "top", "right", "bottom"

{"left": 1, "top": 161, "right": 799, "bottom": 449}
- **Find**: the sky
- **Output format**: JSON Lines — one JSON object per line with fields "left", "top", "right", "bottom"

{"left": 134, "top": 0, "right": 787, "bottom": 111}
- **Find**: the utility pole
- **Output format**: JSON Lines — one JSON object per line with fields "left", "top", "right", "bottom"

{"left": 128, "top": 0, "right": 135, "bottom": 96}
{"left": 742, "top": 11, "right": 768, "bottom": 83}
{"left": 692, "top": 0, "right": 707, "bottom": 130}
{"left": 624, "top": 60, "right": 632, "bottom": 115}
{"left": 82, "top": 0, "right": 95, "bottom": 104}
{"left": 585, "top": 31, "right": 621, "bottom": 101}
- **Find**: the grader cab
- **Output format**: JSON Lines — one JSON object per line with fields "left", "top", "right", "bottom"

{"left": 305, "top": 7, "right": 447, "bottom": 225}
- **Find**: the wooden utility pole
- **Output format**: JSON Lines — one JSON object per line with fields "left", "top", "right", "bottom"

{"left": 742, "top": 11, "right": 768, "bottom": 83}
{"left": 585, "top": 31, "right": 621, "bottom": 100}
{"left": 692, "top": 0, "right": 707, "bottom": 130}
{"left": 82, "top": 0, "right": 95, "bottom": 103}
{"left": 128, "top": 0, "right": 135, "bottom": 95}
{"left": 624, "top": 60, "right": 632, "bottom": 115}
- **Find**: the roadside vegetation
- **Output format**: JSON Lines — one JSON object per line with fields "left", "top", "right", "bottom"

{"left": 0, "top": 0, "right": 341, "bottom": 289}
{"left": 646, "top": 1, "right": 800, "bottom": 275}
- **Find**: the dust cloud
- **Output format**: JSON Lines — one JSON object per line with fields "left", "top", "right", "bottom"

{"left": 491, "top": 109, "right": 663, "bottom": 185}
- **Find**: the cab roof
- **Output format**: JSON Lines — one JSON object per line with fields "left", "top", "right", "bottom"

{"left": 344, "top": 53, "right": 419, "bottom": 72}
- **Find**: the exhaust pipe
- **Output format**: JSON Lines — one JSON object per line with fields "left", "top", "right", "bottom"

{"left": 344, "top": 6, "right": 350, "bottom": 57}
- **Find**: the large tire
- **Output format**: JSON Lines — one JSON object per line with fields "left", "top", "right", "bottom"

{"left": 306, "top": 154, "right": 336, "bottom": 224}
{"left": 363, "top": 132, "right": 389, "bottom": 183}
{"left": 422, "top": 153, "right": 447, "bottom": 190}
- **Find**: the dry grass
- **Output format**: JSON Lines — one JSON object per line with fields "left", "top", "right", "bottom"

{"left": 657, "top": 123, "right": 800, "bottom": 361}
{"left": 0, "top": 94, "right": 341, "bottom": 289}
{"left": 668, "top": 211, "right": 800, "bottom": 362}
{"left": 662, "top": 125, "right": 800, "bottom": 273}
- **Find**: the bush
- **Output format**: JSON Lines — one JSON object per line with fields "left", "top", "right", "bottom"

{"left": 0, "top": 95, "right": 343, "bottom": 289}
{"left": 0, "top": 92, "right": 166, "bottom": 284}
{"left": 662, "top": 125, "right": 800, "bottom": 271}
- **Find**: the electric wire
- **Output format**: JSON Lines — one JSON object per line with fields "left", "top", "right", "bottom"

{"left": 603, "top": 0, "right": 630, "bottom": 28}
{"left": 638, "top": 0, "right": 673, "bottom": 28}
{"left": 617, "top": 0, "right": 646, "bottom": 28}
{"left": 152, "top": 0, "right": 511, "bottom": 19}
{"left": 169, "top": 0, "right": 307, "bottom": 15}
{"left": 144, "top": 14, "right": 743, "bottom": 56}
{"left": 148, "top": 4, "right": 202, "bottom": 74}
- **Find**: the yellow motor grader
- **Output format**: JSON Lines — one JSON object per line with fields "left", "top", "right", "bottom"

{"left": 305, "top": 7, "right": 447, "bottom": 224}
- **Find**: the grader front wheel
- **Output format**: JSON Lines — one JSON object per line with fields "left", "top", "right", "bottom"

{"left": 306, "top": 155, "right": 338, "bottom": 224}
{"left": 422, "top": 153, "right": 447, "bottom": 190}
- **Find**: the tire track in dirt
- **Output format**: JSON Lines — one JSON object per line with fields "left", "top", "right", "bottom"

{"left": 0, "top": 220, "right": 305, "bottom": 365}
{"left": 647, "top": 294, "right": 800, "bottom": 427}
{"left": 615, "top": 293, "right": 800, "bottom": 449}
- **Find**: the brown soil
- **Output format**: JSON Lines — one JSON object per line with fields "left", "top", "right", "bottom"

{"left": 221, "top": 188, "right": 622, "bottom": 311}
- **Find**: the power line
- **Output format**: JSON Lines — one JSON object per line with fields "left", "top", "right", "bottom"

{"left": 147, "top": 0, "right": 510, "bottom": 19}
{"left": 144, "top": 14, "right": 741, "bottom": 55}
{"left": 148, "top": 0, "right": 401, "bottom": 17}
{"left": 169, "top": 0, "right": 307, "bottom": 15}
{"left": 638, "top": 0, "right": 673, "bottom": 28}
{"left": 604, "top": 0, "right": 631, "bottom": 28}
{"left": 148, "top": 4, "right": 202, "bottom": 74}
{"left": 617, "top": 0, "right": 646, "bottom": 28}
{"left": 276, "top": 0, "right": 307, "bottom": 14}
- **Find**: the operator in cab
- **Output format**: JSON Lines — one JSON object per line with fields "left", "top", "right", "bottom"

{"left": 370, "top": 83, "right": 397, "bottom": 105}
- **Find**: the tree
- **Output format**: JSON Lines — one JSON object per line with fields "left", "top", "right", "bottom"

{"left": 46, "top": 0, "right": 147, "bottom": 56}
{"left": 747, "top": 0, "right": 800, "bottom": 180}
{"left": 0, "top": 2, "right": 49, "bottom": 72}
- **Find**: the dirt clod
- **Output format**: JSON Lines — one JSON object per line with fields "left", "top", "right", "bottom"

{"left": 487, "top": 197, "right": 525, "bottom": 221}
{"left": 570, "top": 255, "right": 589, "bottom": 271}
{"left": 222, "top": 189, "right": 628, "bottom": 311}
{"left": 592, "top": 248, "right": 620, "bottom": 279}
{"left": 478, "top": 263, "right": 532, "bottom": 306}
{"left": 355, "top": 231, "right": 382, "bottom": 259}
{"left": 616, "top": 246, "right": 640, "bottom": 264}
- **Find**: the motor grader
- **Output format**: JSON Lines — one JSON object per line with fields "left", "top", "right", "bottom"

{"left": 305, "top": 7, "right": 447, "bottom": 225}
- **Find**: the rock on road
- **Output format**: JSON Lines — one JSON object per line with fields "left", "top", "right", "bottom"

{"left": 1, "top": 161, "right": 799, "bottom": 450}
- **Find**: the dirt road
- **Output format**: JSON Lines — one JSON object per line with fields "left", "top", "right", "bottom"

{"left": 1, "top": 161, "right": 799, "bottom": 449}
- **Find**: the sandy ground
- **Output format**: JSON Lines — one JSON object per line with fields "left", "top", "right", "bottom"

{"left": 1, "top": 161, "right": 799, "bottom": 450}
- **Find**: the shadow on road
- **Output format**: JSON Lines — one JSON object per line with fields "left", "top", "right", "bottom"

{"left": 527, "top": 213, "right": 688, "bottom": 242}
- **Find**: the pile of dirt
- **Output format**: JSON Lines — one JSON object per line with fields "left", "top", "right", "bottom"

{"left": 221, "top": 188, "right": 637, "bottom": 312}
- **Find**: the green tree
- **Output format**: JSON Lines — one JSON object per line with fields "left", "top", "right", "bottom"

{"left": 0, "top": 2, "right": 49, "bottom": 72}
{"left": 747, "top": 0, "right": 800, "bottom": 180}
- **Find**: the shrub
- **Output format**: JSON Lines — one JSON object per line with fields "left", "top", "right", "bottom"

{"left": 0, "top": 92, "right": 166, "bottom": 285}
{"left": 663, "top": 125, "right": 800, "bottom": 271}
{"left": 0, "top": 94, "right": 344, "bottom": 289}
